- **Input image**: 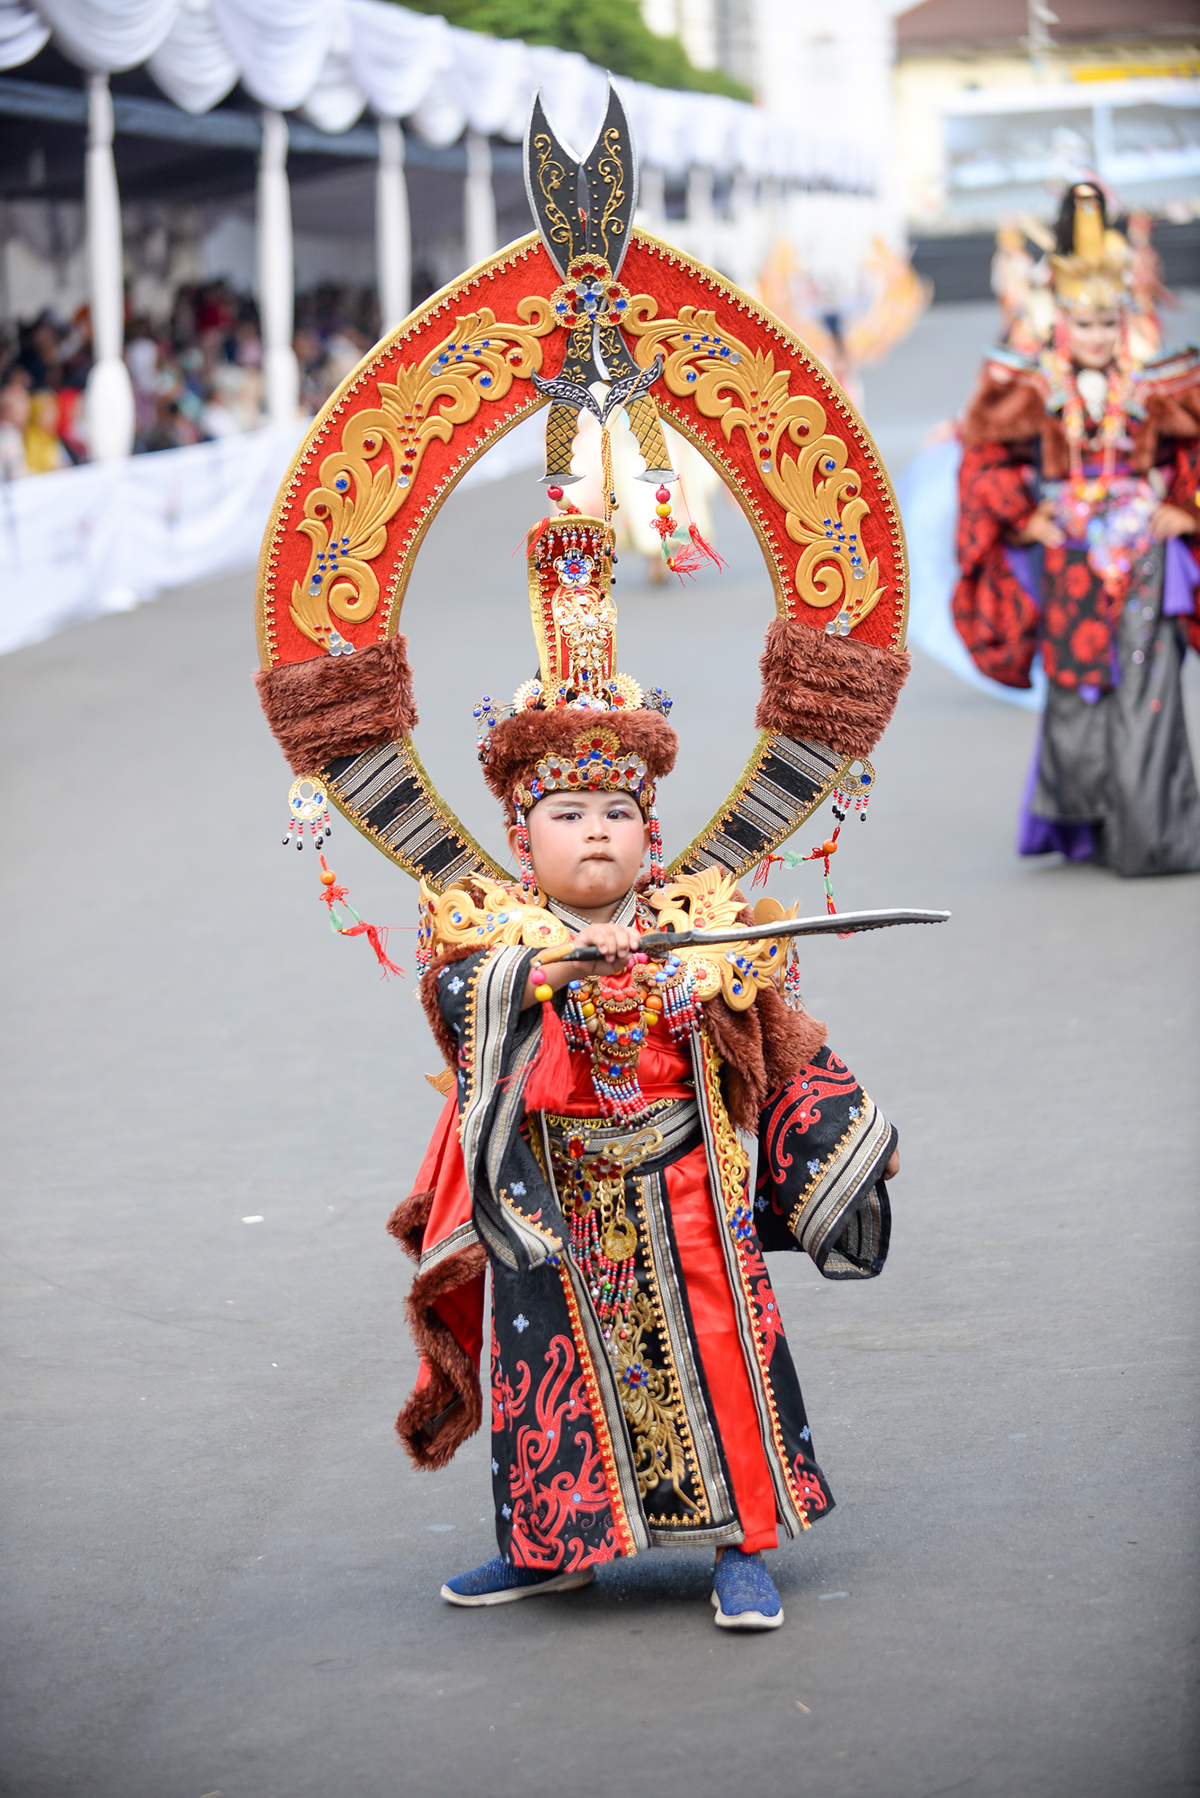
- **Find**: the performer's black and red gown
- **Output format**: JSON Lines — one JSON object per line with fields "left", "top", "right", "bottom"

{"left": 952, "top": 345, "right": 1200, "bottom": 875}
{"left": 388, "top": 889, "right": 895, "bottom": 1570}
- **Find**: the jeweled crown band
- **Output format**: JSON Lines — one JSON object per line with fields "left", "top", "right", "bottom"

{"left": 515, "top": 727, "right": 653, "bottom": 811}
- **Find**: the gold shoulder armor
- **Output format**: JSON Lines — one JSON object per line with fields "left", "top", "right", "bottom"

{"left": 644, "top": 868, "right": 796, "bottom": 1012}
{"left": 419, "top": 878, "right": 572, "bottom": 964}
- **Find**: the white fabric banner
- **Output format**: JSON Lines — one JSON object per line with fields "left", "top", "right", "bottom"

{"left": 0, "top": 0, "right": 49, "bottom": 69}
{"left": 146, "top": 0, "right": 240, "bottom": 116}
{"left": 0, "top": 424, "right": 303, "bottom": 655}
{"left": 35, "top": 0, "right": 178, "bottom": 73}
{"left": 0, "top": 409, "right": 546, "bottom": 657}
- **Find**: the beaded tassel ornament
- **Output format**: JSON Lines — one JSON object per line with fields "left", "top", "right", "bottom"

{"left": 571, "top": 1202, "right": 638, "bottom": 1351}
{"left": 316, "top": 853, "right": 405, "bottom": 978}
{"left": 752, "top": 759, "right": 878, "bottom": 992}
{"left": 283, "top": 776, "right": 332, "bottom": 852}
{"left": 831, "top": 758, "right": 874, "bottom": 826}
{"left": 647, "top": 799, "right": 665, "bottom": 889}
{"left": 649, "top": 482, "right": 724, "bottom": 582}
{"left": 560, "top": 948, "right": 700, "bottom": 1122}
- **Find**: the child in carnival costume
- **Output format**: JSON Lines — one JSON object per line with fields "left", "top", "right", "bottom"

{"left": 253, "top": 88, "right": 914, "bottom": 1632}
{"left": 953, "top": 183, "right": 1200, "bottom": 875}
{"left": 396, "top": 510, "right": 900, "bottom": 1630}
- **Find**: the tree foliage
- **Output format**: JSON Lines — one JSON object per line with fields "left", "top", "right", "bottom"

{"left": 394, "top": 0, "right": 751, "bottom": 101}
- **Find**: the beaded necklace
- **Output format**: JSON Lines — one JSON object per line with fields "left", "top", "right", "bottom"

{"left": 1044, "top": 338, "right": 1132, "bottom": 510}
{"left": 558, "top": 948, "right": 701, "bottom": 1123}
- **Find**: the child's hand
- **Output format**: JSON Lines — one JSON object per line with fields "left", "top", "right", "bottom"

{"left": 570, "top": 921, "right": 641, "bottom": 977}
{"left": 884, "top": 1147, "right": 900, "bottom": 1179}
{"left": 520, "top": 922, "right": 641, "bottom": 1008}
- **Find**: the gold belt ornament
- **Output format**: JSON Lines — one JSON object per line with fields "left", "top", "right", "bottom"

{"left": 546, "top": 1120, "right": 665, "bottom": 1262}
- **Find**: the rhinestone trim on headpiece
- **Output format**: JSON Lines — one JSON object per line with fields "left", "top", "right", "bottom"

{"left": 515, "top": 727, "right": 652, "bottom": 811}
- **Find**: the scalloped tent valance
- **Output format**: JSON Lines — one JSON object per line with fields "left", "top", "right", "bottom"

{"left": 0, "top": 0, "right": 874, "bottom": 186}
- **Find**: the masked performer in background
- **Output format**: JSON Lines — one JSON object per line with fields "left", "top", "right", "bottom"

{"left": 254, "top": 88, "right": 916, "bottom": 1633}
{"left": 952, "top": 183, "right": 1200, "bottom": 876}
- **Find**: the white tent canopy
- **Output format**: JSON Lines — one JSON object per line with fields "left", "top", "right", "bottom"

{"left": 0, "top": 0, "right": 871, "bottom": 185}
{"left": 1, "top": 0, "right": 879, "bottom": 460}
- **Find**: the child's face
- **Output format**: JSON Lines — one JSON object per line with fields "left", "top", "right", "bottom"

{"left": 511, "top": 789, "right": 650, "bottom": 919}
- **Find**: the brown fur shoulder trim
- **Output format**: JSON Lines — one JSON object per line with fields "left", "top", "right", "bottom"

{"left": 395, "top": 1243, "right": 487, "bottom": 1470}
{"left": 702, "top": 998, "right": 766, "bottom": 1131}
{"left": 386, "top": 1188, "right": 433, "bottom": 1261}
{"left": 756, "top": 981, "right": 828, "bottom": 1088}
{"left": 960, "top": 369, "right": 1047, "bottom": 447}
{"left": 755, "top": 622, "right": 910, "bottom": 759}
{"left": 254, "top": 636, "right": 418, "bottom": 774}
{"left": 483, "top": 706, "right": 678, "bottom": 812}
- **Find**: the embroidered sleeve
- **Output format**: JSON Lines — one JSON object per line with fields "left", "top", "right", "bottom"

{"left": 438, "top": 944, "right": 567, "bottom": 1274}
{"left": 753, "top": 1044, "right": 895, "bottom": 1280}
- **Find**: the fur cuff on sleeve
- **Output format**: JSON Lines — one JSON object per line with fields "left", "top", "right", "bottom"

{"left": 253, "top": 635, "right": 418, "bottom": 774}
{"left": 755, "top": 621, "right": 910, "bottom": 760}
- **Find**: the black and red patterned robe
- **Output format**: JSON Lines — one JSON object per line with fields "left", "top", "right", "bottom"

{"left": 952, "top": 345, "right": 1200, "bottom": 876}
{"left": 389, "top": 889, "right": 895, "bottom": 1571}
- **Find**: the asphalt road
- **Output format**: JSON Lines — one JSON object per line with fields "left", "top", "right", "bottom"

{"left": 3, "top": 309, "right": 1199, "bottom": 1798}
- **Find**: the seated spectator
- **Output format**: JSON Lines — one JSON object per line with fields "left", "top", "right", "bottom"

{"left": 0, "top": 368, "right": 31, "bottom": 479}
{"left": 24, "top": 389, "right": 69, "bottom": 472}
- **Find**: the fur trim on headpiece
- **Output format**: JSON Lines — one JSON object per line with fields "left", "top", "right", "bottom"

{"left": 755, "top": 620, "right": 910, "bottom": 760}
{"left": 254, "top": 634, "right": 417, "bottom": 774}
{"left": 483, "top": 705, "right": 678, "bottom": 821}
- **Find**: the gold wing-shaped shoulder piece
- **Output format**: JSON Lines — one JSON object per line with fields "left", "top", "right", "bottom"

{"left": 420, "top": 879, "right": 573, "bottom": 964}
{"left": 644, "top": 869, "right": 797, "bottom": 1011}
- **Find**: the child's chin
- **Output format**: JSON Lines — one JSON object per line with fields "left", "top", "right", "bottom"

{"left": 569, "top": 870, "right": 629, "bottom": 904}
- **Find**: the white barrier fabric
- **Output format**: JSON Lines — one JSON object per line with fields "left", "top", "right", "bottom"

{"left": 0, "top": 407, "right": 547, "bottom": 657}
{"left": 0, "top": 424, "right": 303, "bottom": 655}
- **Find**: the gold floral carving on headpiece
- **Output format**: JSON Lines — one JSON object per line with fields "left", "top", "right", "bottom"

{"left": 289, "top": 300, "right": 556, "bottom": 653}
{"left": 624, "top": 301, "right": 885, "bottom": 636}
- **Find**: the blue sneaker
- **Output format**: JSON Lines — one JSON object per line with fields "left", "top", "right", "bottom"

{"left": 711, "top": 1548, "right": 784, "bottom": 1631}
{"left": 440, "top": 1555, "right": 596, "bottom": 1608}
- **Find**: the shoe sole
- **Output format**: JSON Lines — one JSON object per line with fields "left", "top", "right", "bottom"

{"left": 711, "top": 1590, "right": 784, "bottom": 1631}
{"left": 441, "top": 1567, "right": 596, "bottom": 1608}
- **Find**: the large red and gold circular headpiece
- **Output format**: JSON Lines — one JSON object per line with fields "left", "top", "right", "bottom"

{"left": 255, "top": 87, "right": 909, "bottom": 892}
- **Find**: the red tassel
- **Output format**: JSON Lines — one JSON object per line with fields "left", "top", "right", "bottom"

{"left": 666, "top": 523, "right": 726, "bottom": 582}
{"left": 522, "top": 999, "right": 572, "bottom": 1113}
{"left": 337, "top": 920, "right": 406, "bottom": 978}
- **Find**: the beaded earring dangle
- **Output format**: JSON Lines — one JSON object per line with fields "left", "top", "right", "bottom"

{"left": 831, "top": 758, "right": 874, "bottom": 826}
{"left": 647, "top": 799, "right": 665, "bottom": 888}
{"left": 514, "top": 802, "right": 537, "bottom": 898}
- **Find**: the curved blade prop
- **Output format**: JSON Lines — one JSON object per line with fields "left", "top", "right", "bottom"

{"left": 544, "top": 908, "right": 951, "bottom": 963}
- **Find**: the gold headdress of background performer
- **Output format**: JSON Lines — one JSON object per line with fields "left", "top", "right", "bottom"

{"left": 1051, "top": 182, "right": 1131, "bottom": 315}
{"left": 252, "top": 80, "right": 912, "bottom": 944}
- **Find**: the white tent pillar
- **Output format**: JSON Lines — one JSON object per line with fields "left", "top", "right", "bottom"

{"left": 639, "top": 164, "right": 666, "bottom": 234}
{"left": 687, "top": 163, "right": 715, "bottom": 269}
{"left": 257, "top": 109, "right": 299, "bottom": 427}
{"left": 463, "top": 129, "right": 497, "bottom": 269}
{"left": 375, "top": 117, "right": 411, "bottom": 333}
{"left": 83, "top": 73, "right": 134, "bottom": 463}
